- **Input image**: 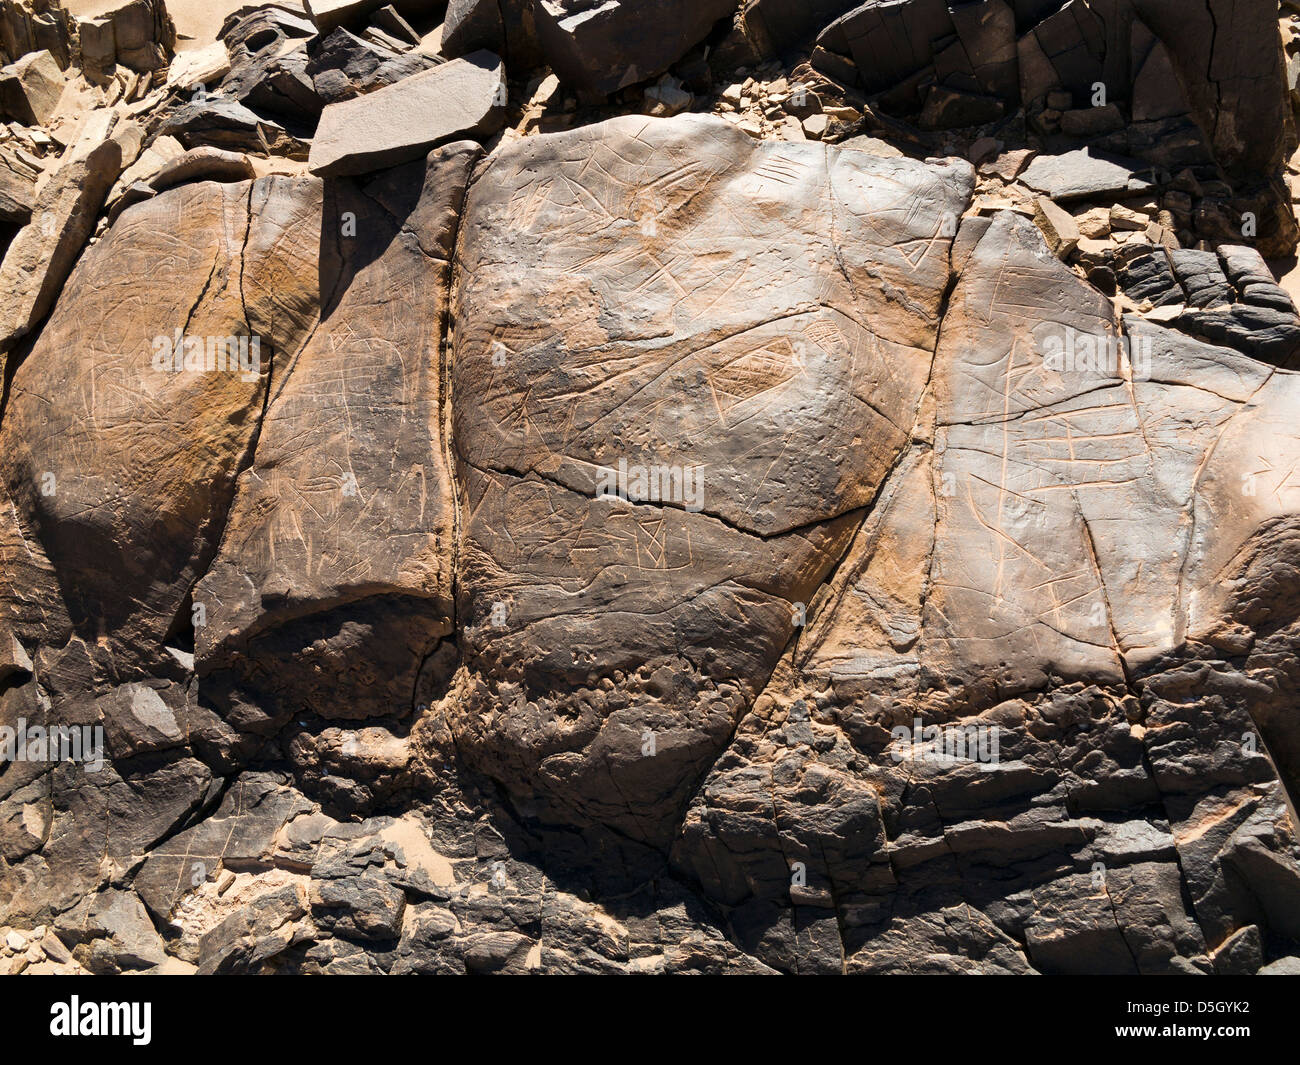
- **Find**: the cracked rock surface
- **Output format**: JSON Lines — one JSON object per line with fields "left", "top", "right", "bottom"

{"left": 2, "top": 0, "right": 1300, "bottom": 976}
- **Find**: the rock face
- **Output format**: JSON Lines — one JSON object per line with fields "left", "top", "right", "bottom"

{"left": 195, "top": 142, "right": 477, "bottom": 764}
{"left": 3, "top": 3, "right": 1300, "bottom": 977}
{"left": 76, "top": 0, "right": 175, "bottom": 81}
{"left": 0, "top": 174, "right": 320, "bottom": 668}
{"left": 449, "top": 115, "right": 970, "bottom": 845}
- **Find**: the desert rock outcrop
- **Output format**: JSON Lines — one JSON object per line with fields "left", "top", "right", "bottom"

{"left": 2, "top": 0, "right": 1300, "bottom": 977}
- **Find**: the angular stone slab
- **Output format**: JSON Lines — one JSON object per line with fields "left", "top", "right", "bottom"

{"left": 1019, "top": 147, "right": 1155, "bottom": 203}
{"left": 0, "top": 49, "right": 64, "bottom": 126}
{"left": 307, "top": 50, "right": 504, "bottom": 177}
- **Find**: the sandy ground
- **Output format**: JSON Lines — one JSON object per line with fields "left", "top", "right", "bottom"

{"left": 63, "top": 0, "right": 274, "bottom": 51}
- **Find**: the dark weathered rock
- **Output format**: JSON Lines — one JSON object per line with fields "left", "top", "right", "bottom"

{"left": 0, "top": 1, "right": 76, "bottom": 70}
{"left": 98, "top": 682, "right": 186, "bottom": 758}
{"left": 369, "top": 5, "right": 421, "bottom": 46}
{"left": 534, "top": 0, "right": 737, "bottom": 102}
{"left": 220, "top": 23, "right": 323, "bottom": 125}
{"left": 4, "top": 71, "right": 1300, "bottom": 977}
{"left": 133, "top": 774, "right": 314, "bottom": 921}
{"left": 1116, "top": 245, "right": 1183, "bottom": 308}
{"left": 1173, "top": 304, "right": 1300, "bottom": 368}
{"left": 305, "top": 26, "right": 437, "bottom": 105}
{"left": 817, "top": 0, "right": 954, "bottom": 97}
{"left": 197, "top": 883, "right": 307, "bottom": 974}
{"left": 442, "top": 0, "right": 542, "bottom": 66}
{"left": 79, "top": 890, "right": 169, "bottom": 972}
{"left": 1020, "top": 148, "right": 1155, "bottom": 203}
{"left": 442, "top": 0, "right": 504, "bottom": 57}
{"left": 77, "top": 0, "right": 176, "bottom": 80}
{"left": 1168, "top": 248, "right": 1233, "bottom": 308}
{"left": 158, "top": 96, "right": 309, "bottom": 158}
{"left": 740, "top": 0, "right": 863, "bottom": 58}
{"left": 1131, "top": 0, "right": 1293, "bottom": 180}
{"left": 304, "top": 0, "right": 399, "bottom": 35}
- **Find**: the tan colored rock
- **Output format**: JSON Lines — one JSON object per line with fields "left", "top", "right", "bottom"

{"left": 1111, "top": 202, "right": 1151, "bottom": 231}
{"left": 165, "top": 41, "right": 232, "bottom": 91}
{"left": 107, "top": 132, "right": 184, "bottom": 202}
{"left": 3, "top": 92, "right": 1300, "bottom": 977}
{"left": 148, "top": 146, "right": 255, "bottom": 193}
{"left": 0, "top": 50, "right": 65, "bottom": 127}
{"left": 448, "top": 114, "right": 973, "bottom": 843}
{"left": 839, "top": 135, "right": 904, "bottom": 158}
{"left": 1034, "top": 195, "right": 1079, "bottom": 258}
{"left": 0, "top": 175, "right": 322, "bottom": 667}
{"left": 0, "top": 112, "right": 138, "bottom": 368}
{"left": 1075, "top": 205, "right": 1112, "bottom": 239}
{"left": 0, "top": 144, "right": 38, "bottom": 223}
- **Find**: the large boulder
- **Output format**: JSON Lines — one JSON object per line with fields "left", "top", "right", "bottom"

{"left": 0, "top": 49, "right": 64, "bottom": 126}
{"left": 76, "top": 0, "right": 176, "bottom": 81}
{"left": 670, "top": 211, "right": 1300, "bottom": 971}
{"left": 442, "top": 0, "right": 541, "bottom": 65}
{"left": 533, "top": 0, "right": 739, "bottom": 102}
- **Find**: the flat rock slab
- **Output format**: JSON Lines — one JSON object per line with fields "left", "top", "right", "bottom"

{"left": 1019, "top": 147, "right": 1155, "bottom": 203}
{"left": 308, "top": 50, "right": 504, "bottom": 177}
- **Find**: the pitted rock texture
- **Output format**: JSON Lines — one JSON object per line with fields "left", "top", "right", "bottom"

{"left": 3, "top": 88, "right": 1300, "bottom": 976}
